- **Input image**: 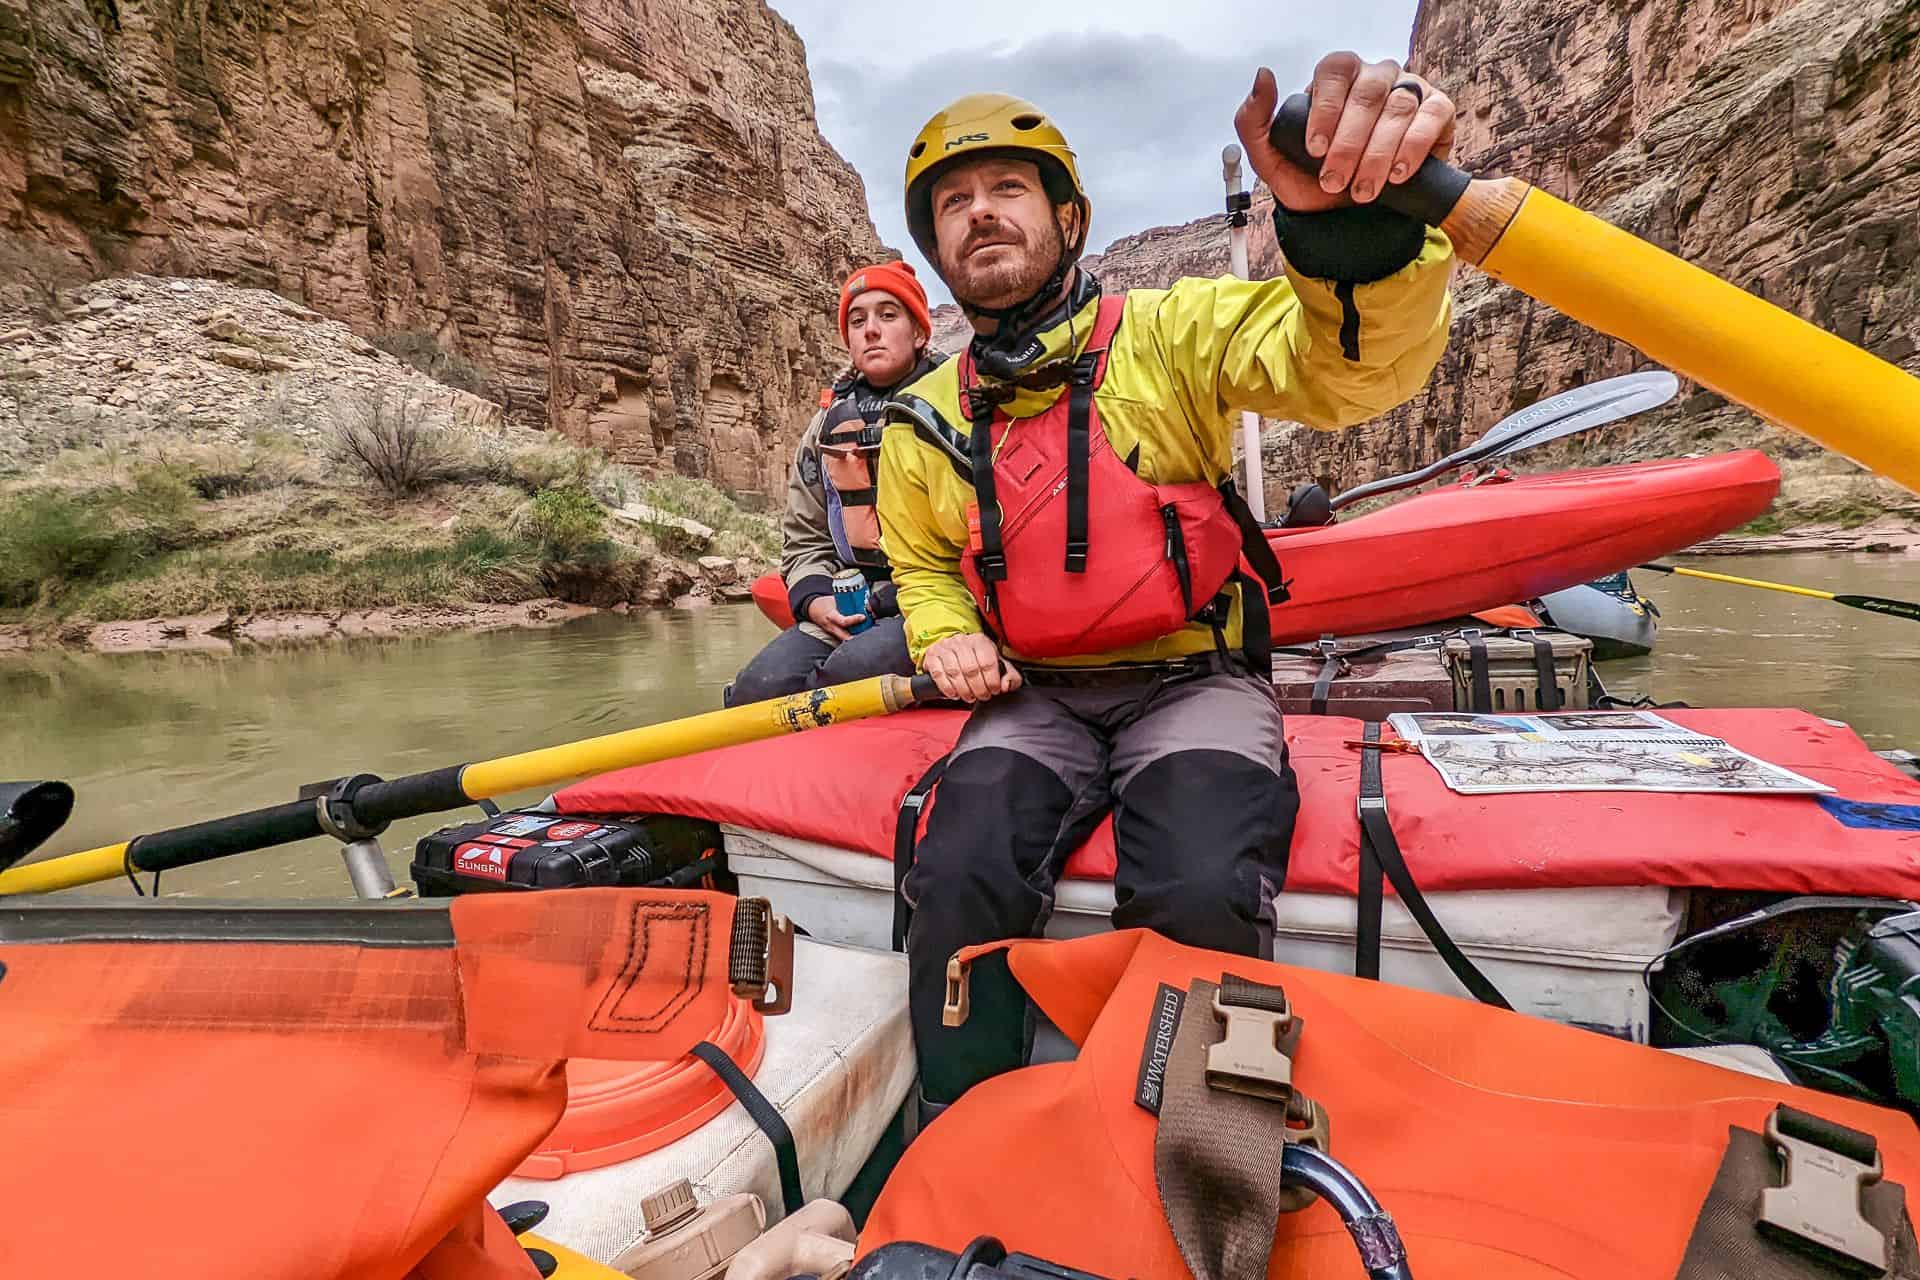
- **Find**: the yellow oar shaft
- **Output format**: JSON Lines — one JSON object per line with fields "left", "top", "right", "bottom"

{"left": 460, "top": 672, "right": 920, "bottom": 797}
{"left": 1655, "top": 564, "right": 1837, "bottom": 601}
{"left": 0, "top": 842, "right": 130, "bottom": 896}
{"left": 1472, "top": 187, "right": 1920, "bottom": 494}
{"left": 0, "top": 674, "right": 930, "bottom": 897}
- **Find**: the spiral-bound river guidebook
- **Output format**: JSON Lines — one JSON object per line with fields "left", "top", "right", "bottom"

{"left": 1384, "top": 709, "right": 1834, "bottom": 796}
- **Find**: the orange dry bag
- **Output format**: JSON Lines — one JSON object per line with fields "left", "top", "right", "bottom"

{"left": 0, "top": 890, "right": 788, "bottom": 1279}
{"left": 861, "top": 929, "right": 1920, "bottom": 1278}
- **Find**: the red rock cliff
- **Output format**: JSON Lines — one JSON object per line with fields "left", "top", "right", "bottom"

{"left": 0, "top": 0, "right": 885, "bottom": 500}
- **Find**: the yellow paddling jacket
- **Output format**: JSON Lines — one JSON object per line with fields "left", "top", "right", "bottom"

{"left": 877, "top": 218, "right": 1455, "bottom": 668}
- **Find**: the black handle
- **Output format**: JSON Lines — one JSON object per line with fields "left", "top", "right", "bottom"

{"left": 126, "top": 798, "right": 324, "bottom": 875}
{"left": 1267, "top": 92, "right": 1472, "bottom": 227}
{"left": 909, "top": 673, "right": 941, "bottom": 703}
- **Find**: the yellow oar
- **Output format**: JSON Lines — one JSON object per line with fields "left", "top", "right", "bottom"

{"left": 1268, "top": 99, "right": 1920, "bottom": 494}
{"left": 1639, "top": 562, "right": 1920, "bottom": 623}
{"left": 0, "top": 672, "right": 935, "bottom": 896}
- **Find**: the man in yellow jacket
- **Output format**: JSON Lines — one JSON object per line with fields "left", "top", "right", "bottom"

{"left": 879, "top": 55, "right": 1458, "bottom": 1111}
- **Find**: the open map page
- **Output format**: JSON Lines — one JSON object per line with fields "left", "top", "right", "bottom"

{"left": 1384, "top": 710, "right": 1835, "bottom": 796}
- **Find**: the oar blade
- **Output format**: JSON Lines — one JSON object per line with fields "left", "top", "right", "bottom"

{"left": 1837, "top": 595, "right": 1920, "bottom": 623}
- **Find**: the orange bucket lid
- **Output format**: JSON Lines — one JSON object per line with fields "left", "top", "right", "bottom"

{"left": 513, "top": 993, "right": 766, "bottom": 1179}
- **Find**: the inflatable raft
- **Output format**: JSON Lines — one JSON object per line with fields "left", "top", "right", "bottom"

{"left": 555, "top": 707, "right": 1920, "bottom": 1041}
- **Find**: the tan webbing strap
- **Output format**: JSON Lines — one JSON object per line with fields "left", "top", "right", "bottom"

{"left": 1154, "top": 975, "right": 1327, "bottom": 1280}
{"left": 1676, "top": 1105, "right": 1920, "bottom": 1279}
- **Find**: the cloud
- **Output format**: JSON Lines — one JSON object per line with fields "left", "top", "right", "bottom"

{"left": 776, "top": 4, "right": 1421, "bottom": 303}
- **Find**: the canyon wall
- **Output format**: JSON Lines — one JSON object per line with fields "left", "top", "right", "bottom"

{"left": 0, "top": 0, "right": 886, "bottom": 499}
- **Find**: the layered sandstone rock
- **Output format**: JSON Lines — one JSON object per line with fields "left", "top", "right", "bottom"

{"left": 0, "top": 0, "right": 884, "bottom": 501}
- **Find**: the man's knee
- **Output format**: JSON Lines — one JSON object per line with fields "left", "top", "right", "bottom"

{"left": 906, "top": 747, "right": 1075, "bottom": 919}
{"left": 1111, "top": 748, "right": 1298, "bottom": 951}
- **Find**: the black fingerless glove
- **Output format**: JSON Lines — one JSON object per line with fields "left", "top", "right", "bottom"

{"left": 867, "top": 580, "right": 899, "bottom": 619}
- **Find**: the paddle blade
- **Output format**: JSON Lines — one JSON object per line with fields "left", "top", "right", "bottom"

{"left": 1483, "top": 370, "right": 1681, "bottom": 458}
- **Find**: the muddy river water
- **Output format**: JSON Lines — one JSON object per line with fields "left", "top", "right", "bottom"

{"left": 2, "top": 551, "right": 1914, "bottom": 898}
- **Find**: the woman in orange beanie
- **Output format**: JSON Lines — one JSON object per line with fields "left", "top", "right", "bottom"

{"left": 723, "top": 261, "right": 946, "bottom": 706}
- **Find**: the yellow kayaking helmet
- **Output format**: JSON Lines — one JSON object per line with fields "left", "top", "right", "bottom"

{"left": 903, "top": 93, "right": 1092, "bottom": 274}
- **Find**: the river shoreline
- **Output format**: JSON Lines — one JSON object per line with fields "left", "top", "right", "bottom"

{"left": 0, "top": 598, "right": 603, "bottom": 655}
{"left": 6, "top": 520, "right": 1913, "bottom": 657}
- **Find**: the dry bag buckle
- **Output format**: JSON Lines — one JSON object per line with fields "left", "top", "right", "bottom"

{"left": 1759, "top": 1108, "right": 1888, "bottom": 1274}
{"left": 1206, "top": 987, "right": 1297, "bottom": 1103}
{"left": 943, "top": 955, "right": 971, "bottom": 1027}
{"left": 729, "top": 900, "right": 794, "bottom": 1015}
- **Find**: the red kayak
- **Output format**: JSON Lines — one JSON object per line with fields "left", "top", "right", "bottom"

{"left": 747, "top": 451, "right": 1779, "bottom": 641}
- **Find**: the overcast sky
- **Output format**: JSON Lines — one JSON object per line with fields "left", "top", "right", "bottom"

{"left": 768, "top": 1, "right": 1421, "bottom": 304}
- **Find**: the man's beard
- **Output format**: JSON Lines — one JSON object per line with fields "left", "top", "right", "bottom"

{"left": 943, "top": 215, "right": 1065, "bottom": 312}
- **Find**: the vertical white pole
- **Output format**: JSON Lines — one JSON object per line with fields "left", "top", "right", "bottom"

{"left": 1222, "top": 144, "right": 1266, "bottom": 522}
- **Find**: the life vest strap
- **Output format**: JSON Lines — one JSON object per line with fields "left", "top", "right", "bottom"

{"left": 1218, "top": 479, "right": 1290, "bottom": 606}
{"left": 1065, "top": 354, "right": 1096, "bottom": 573}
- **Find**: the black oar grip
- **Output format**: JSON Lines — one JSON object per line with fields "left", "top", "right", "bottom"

{"left": 908, "top": 673, "right": 940, "bottom": 704}
{"left": 1267, "top": 92, "right": 1473, "bottom": 227}
{"left": 353, "top": 765, "right": 472, "bottom": 827}
{"left": 127, "top": 799, "right": 323, "bottom": 875}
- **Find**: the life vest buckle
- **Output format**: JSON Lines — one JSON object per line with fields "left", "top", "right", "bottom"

{"left": 1205, "top": 987, "right": 1296, "bottom": 1103}
{"left": 1758, "top": 1106, "right": 1889, "bottom": 1274}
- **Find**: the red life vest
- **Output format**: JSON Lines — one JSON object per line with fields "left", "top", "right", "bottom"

{"left": 958, "top": 294, "right": 1285, "bottom": 660}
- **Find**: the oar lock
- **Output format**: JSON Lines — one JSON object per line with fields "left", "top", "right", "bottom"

{"left": 301, "top": 773, "right": 391, "bottom": 844}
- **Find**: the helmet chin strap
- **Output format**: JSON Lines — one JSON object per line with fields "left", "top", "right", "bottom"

{"left": 960, "top": 211, "right": 1094, "bottom": 382}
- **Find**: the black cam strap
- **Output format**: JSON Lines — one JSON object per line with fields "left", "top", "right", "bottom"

{"left": 834, "top": 486, "right": 879, "bottom": 507}
{"left": 1357, "top": 723, "right": 1510, "bottom": 1008}
{"left": 1463, "top": 631, "right": 1494, "bottom": 713}
{"left": 1523, "top": 631, "right": 1562, "bottom": 712}
{"left": 892, "top": 756, "right": 950, "bottom": 951}
{"left": 1065, "top": 355, "right": 1095, "bottom": 573}
{"left": 690, "top": 1040, "right": 804, "bottom": 1215}
{"left": 1310, "top": 639, "right": 1344, "bottom": 719}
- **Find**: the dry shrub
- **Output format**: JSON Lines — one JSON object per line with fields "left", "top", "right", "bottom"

{"left": 331, "top": 387, "right": 466, "bottom": 497}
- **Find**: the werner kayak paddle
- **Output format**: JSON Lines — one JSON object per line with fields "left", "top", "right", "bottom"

{"left": 1329, "top": 369, "right": 1680, "bottom": 511}
{"left": 0, "top": 672, "right": 937, "bottom": 896}
{"left": 1267, "top": 96, "right": 1920, "bottom": 495}
{"left": 1639, "top": 562, "right": 1920, "bottom": 623}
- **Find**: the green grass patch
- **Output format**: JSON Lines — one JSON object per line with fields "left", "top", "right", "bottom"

{"left": 64, "top": 527, "right": 545, "bottom": 619}
{"left": 637, "top": 472, "right": 778, "bottom": 559}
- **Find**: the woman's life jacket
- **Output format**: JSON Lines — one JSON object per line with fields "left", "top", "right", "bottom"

{"left": 783, "top": 354, "right": 944, "bottom": 624}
